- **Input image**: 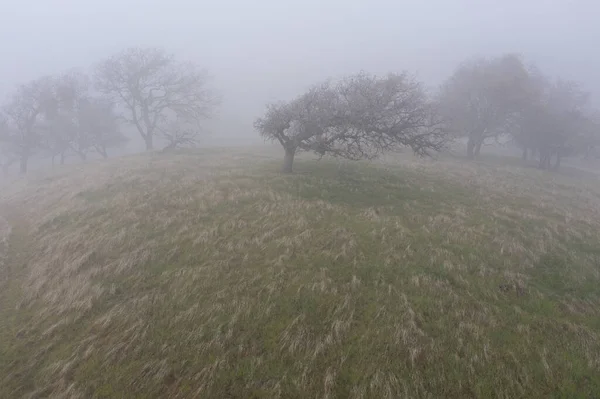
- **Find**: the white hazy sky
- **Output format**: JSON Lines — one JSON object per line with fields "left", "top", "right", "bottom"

{"left": 1, "top": 0, "right": 598, "bottom": 145}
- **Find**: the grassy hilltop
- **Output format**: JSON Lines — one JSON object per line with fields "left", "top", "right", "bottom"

{"left": 1, "top": 148, "right": 599, "bottom": 398}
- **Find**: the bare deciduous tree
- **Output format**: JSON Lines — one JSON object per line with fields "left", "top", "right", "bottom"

{"left": 95, "top": 47, "right": 217, "bottom": 151}
{"left": 439, "top": 54, "right": 534, "bottom": 159}
{"left": 255, "top": 72, "right": 446, "bottom": 173}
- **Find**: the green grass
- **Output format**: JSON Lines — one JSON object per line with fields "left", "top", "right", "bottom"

{"left": 0, "top": 148, "right": 599, "bottom": 398}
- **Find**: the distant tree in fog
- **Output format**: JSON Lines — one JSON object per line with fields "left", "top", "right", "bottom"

{"left": 42, "top": 72, "right": 128, "bottom": 163}
{"left": 579, "top": 112, "right": 600, "bottom": 159}
{"left": 517, "top": 78, "right": 592, "bottom": 170}
{"left": 255, "top": 71, "right": 446, "bottom": 173}
{"left": 510, "top": 66, "right": 548, "bottom": 162}
{"left": 0, "top": 76, "right": 55, "bottom": 173}
{"left": 95, "top": 47, "right": 218, "bottom": 151}
{"left": 44, "top": 72, "right": 91, "bottom": 162}
{"left": 439, "top": 54, "right": 535, "bottom": 159}
{"left": 0, "top": 117, "right": 17, "bottom": 175}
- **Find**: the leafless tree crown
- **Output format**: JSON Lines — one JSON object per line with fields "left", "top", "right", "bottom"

{"left": 255, "top": 71, "right": 446, "bottom": 172}
{"left": 95, "top": 47, "right": 218, "bottom": 150}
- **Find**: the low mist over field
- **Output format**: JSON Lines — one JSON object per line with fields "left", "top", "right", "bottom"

{"left": 1, "top": 1, "right": 600, "bottom": 398}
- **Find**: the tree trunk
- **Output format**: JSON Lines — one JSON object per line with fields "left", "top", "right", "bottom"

{"left": 539, "top": 148, "right": 551, "bottom": 170}
{"left": 467, "top": 136, "right": 484, "bottom": 159}
{"left": 19, "top": 155, "right": 28, "bottom": 174}
{"left": 466, "top": 138, "right": 476, "bottom": 159}
{"left": 553, "top": 151, "right": 561, "bottom": 171}
{"left": 538, "top": 149, "right": 545, "bottom": 169}
{"left": 474, "top": 139, "right": 483, "bottom": 157}
{"left": 60, "top": 152, "right": 66, "bottom": 165}
{"left": 282, "top": 147, "right": 296, "bottom": 173}
{"left": 522, "top": 147, "right": 528, "bottom": 161}
{"left": 145, "top": 134, "right": 154, "bottom": 151}
{"left": 100, "top": 147, "right": 108, "bottom": 159}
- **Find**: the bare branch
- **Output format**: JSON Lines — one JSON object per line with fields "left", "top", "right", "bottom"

{"left": 159, "top": 119, "right": 201, "bottom": 151}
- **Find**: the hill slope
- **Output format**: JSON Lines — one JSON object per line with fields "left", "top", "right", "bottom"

{"left": 1, "top": 149, "right": 600, "bottom": 398}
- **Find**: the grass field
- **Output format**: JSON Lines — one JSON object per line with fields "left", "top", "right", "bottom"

{"left": 1, "top": 148, "right": 599, "bottom": 398}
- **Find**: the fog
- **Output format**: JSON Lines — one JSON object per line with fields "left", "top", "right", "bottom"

{"left": 3, "top": 2, "right": 600, "bottom": 395}
{"left": 1, "top": 0, "right": 599, "bottom": 150}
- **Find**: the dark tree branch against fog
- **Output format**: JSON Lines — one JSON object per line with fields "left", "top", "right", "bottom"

{"left": 439, "top": 54, "right": 535, "bottom": 159}
{"left": 160, "top": 119, "right": 202, "bottom": 151}
{"left": 255, "top": 71, "right": 447, "bottom": 173}
{"left": 95, "top": 47, "right": 219, "bottom": 151}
